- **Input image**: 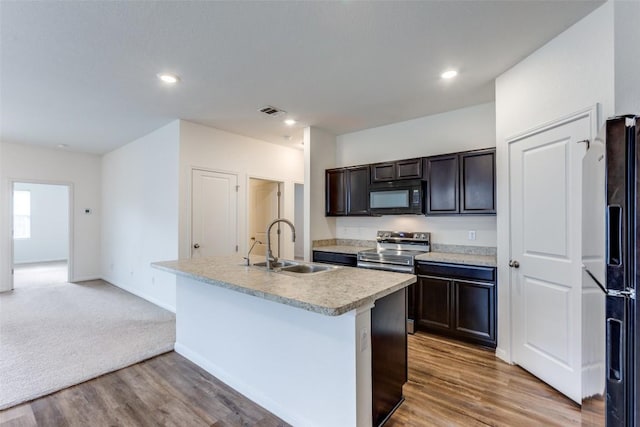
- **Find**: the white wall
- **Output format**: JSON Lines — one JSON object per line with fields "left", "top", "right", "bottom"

{"left": 495, "top": 1, "right": 615, "bottom": 362}
{"left": 179, "top": 120, "right": 304, "bottom": 262}
{"left": 13, "top": 183, "right": 69, "bottom": 264}
{"left": 614, "top": 0, "right": 640, "bottom": 115}
{"left": 304, "top": 127, "right": 337, "bottom": 259}
{"left": 0, "top": 143, "right": 101, "bottom": 291}
{"left": 337, "top": 102, "right": 496, "bottom": 166}
{"left": 335, "top": 103, "right": 497, "bottom": 246}
{"left": 101, "top": 121, "right": 180, "bottom": 311}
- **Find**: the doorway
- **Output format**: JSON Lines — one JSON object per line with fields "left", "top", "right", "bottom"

{"left": 11, "top": 182, "right": 71, "bottom": 290}
{"left": 248, "top": 178, "right": 283, "bottom": 259}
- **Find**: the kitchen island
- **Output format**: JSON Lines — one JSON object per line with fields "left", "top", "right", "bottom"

{"left": 153, "top": 256, "right": 415, "bottom": 427}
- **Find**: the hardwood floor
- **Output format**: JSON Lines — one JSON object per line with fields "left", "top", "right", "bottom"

{"left": 0, "top": 352, "right": 287, "bottom": 427}
{"left": 0, "top": 332, "right": 605, "bottom": 427}
{"left": 387, "top": 332, "right": 604, "bottom": 427}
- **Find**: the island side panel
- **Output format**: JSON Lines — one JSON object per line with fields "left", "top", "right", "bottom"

{"left": 175, "top": 275, "right": 372, "bottom": 427}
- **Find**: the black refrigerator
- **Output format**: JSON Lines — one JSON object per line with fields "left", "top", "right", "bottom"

{"left": 606, "top": 115, "right": 640, "bottom": 426}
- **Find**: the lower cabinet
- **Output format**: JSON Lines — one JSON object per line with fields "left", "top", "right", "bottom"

{"left": 415, "top": 261, "right": 496, "bottom": 348}
{"left": 371, "top": 287, "right": 407, "bottom": 427}
{"left": 312, "top": 250, "right": 357, "bottom": 267}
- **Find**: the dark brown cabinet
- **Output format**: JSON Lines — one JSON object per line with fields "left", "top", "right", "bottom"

{"left": 312, "top": 250, "right": 357, "bottom": 267}
{"left": 460, "top": 149, "right": 496, "bottom": 214}
{"left": 325, "top": 166, "right": 369, "bottom": 216}
{"left": 371, "top": 287, "right": 407, "bottom": 426}
{"left": 347, "top": 166, "right": 369, "bottom": 215}
{"left": 415, "top": 261, "right": 496, "bottom": 348}
{"left": 371, "top": 158, "right": 422, "bottom": 183}
{"left": 423, "top": 148, "right": 496, "bottom": 215}
{"left": 424, "top": 154, "right": 459, "bottom": 214}
{"left": 326, "top": 169, "right": 347, "bottom": 216}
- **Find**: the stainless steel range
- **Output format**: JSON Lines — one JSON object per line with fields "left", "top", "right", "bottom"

{"left": 357, "top": 230, "right": 430, "bottom": 274}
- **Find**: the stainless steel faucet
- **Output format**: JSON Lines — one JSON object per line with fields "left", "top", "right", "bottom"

{"left": 266, "top": 218, "right": 296, "bottom": 270}
{"left": 243, "top": 237, "right": 262, "bottom": 266}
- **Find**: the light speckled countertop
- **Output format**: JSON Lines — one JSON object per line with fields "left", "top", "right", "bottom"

{"left": 313, "top": 245, "right": 497, "bottom": 267}
{"left": 153, "top": 256, "right": 415, "bottom": 316}
{"left": 415, "top": 252, "right": 497, "bottom": 267}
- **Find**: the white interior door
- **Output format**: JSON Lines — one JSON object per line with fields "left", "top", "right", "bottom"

{"left": 191, "top": 169, "right": 238, "bottom": 258}
{"left": 509, "top": 114, "right": 590, "bottom": 403}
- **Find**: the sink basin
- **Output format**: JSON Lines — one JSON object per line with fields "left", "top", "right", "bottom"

{"left": 251, "top": 259, "right": 337, "bottom": 274}
{"left": 280, "top": 264, "right": 336, "bottom": 274}
{"left": 252, "top": 260, "right": 298, "bottom": 268}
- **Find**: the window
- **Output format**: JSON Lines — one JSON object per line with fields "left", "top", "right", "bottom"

{"left": 13, "top": 190, "right": 31, "bottom": 239}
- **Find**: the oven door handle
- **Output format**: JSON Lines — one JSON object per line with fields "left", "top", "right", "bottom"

{"left": 357, "top": 256, "right": 414, "bottom": 266}
{"left": 356, "top": 261, "right": 414, "bottom": 274}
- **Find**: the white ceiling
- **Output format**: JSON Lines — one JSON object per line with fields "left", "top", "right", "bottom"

{"left": 1, "top": 1, "right": 603, "bottom": 154}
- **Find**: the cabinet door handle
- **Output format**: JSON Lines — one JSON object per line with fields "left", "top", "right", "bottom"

{"left": 508, "top": 260, "right": 520, "bottom": 268}
{"left": 193, "top": 243, "right": 200, "bottom": 249}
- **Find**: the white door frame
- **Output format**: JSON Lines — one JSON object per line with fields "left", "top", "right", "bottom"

{"left": 7, "top": 179, "right": 74, "bottom": 290}
{"left": 246, "top": 176, "right": 284, "bottom": 258}
{"left": 498, "top": 105, "right": 599, "bottom": 363}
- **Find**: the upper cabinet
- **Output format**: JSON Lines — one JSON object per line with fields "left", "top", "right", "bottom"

{"left": 326, "top": 165, "right": 370, "bottom": 216}
{"left": 459, "top": 149, "right": 496, "bottom": 214}
{"left": 347, "top": 165, "right": 370, "bottom": 215}
{"left": 325, "top": 148, "right": 495, "bottom": 217}
{"left": 326, "top": 168, "right": 347, "bottom": 216}
{"left": 371, "top": 158, "right": 422, "bottom": 183}
{"left": 424, "top": 148, "right": 495, "bottom": 216}
{"left": 424, "top": 154, "right": 459, "bottom": 214}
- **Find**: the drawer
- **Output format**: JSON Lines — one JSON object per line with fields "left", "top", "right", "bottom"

{"left": 416, "top": 261, "right": 495, "bottom": 282}
{"left": 312, "top": 251, "right": 357, "bottom": 267}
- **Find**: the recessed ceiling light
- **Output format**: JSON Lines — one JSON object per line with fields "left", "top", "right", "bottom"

{"left": 441, "top": 70, "right": 458, "bottom": 79}
{"left": 284, "top": 119, "right": 296, "bottom": 126}
{"left": 57, "top": 144, "right": 69, "bottom": 149}
{"left": 157, "top": 73, "right": 180, "bottom": 84}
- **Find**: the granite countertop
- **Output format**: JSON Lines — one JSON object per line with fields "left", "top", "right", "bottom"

{"left": 153, "top": 256, "right": 415, "bottom": 316}
{"left": 312, "top": 245, "right": 374, "bottom": 255}
{"left": 415, "top": 252, "right": 497, "bottom": 267}
{"left": 312, "top": 243, "right": 497, "bottom": 267}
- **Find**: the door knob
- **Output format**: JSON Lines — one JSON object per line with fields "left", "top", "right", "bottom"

{"left": 193, "top": 243, "right": 200, "bottom": 249}
{"left": 509, "top": 260, "right": 520, "bottom": 268}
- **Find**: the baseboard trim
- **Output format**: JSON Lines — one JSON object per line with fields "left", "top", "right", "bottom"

{"left": 101, "top": 276, "right": 176, "bottom": 313}
{"left": 175, "top": 342, "right": 307, "bottom": 427}
{"left": 72, "top": 275, "right": 101, "bottom": 282}
{"left": 14, "top": 259, "right": 68, "bottom": 265}
{"left": 495, "top": 347, "right": 511, "bottom": 364}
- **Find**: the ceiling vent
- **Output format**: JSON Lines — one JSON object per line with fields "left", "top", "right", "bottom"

{"left": 259, "top": 105, "right": 287, "bottom": 118}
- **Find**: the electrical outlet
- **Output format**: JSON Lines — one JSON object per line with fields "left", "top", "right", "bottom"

{"left": 468, "top": 230, "right": 477, "bottom": 241}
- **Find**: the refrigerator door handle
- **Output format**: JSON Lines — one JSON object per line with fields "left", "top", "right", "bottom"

{"left": 607, "top": 318, "right": 624, "bottom": 382}
{"left": 607, "top": 205, "right": 623, "bottom": 266}
{"left": 582, "top": 265, "right": 608, "bottom": 295}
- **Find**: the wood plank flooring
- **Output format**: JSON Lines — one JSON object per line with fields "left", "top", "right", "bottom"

{"left": 0, "top": 332, "right": 605, "bottom": 427}
{"left": 387, "top": 333, "right": 604, "bottom": 427}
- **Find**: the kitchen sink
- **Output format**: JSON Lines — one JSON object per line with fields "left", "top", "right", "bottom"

{"left": 252, "top": 260, "right": 298, "bottom": 268}
{"left": 252, "top": 260, "right": 338, "bottom": 274}
{"left": 280, "top": 264, "right": 335, "bottom": 274}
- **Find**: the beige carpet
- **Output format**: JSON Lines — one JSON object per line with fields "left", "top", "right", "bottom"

{"left": 13, "top": 261, "right": 68, "bottom": 289}
{"left": 0, "top": 280, "right": 175, "bottom": 410}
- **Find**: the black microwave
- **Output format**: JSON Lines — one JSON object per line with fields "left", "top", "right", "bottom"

{"left": 369, "top": 179, "right": 423, "bottom": 215}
